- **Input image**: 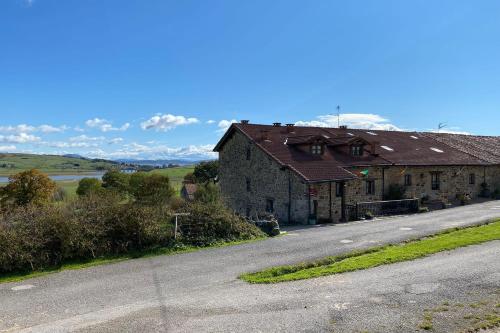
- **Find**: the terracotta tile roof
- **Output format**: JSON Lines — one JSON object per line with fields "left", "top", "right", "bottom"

{"left": 424, "top": 133, "right": 500, "bottom": 164}
{"left": 214, "top": 123, "right": 493, "bottom": 182}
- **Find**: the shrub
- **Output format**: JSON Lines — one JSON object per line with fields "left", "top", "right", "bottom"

{"left": 0, "top": 169, "right": 56, "bottom": 206}
{"left": 52, "top": 187, "right": 69, "bottom": 202}
{"left": 193, "top": 182, "right": 220, "bottom": 204}
{"left": 178, "top": 201, "right": 265, "bottom": 246}
{"left": 364, "top": 211, "right": 374, "bottom": 220}
{"left": 102, "top": 170, "right": 130, "bottom": 194}
{"left": 129, "top": 172, "right": 175, "bottom": 206}
{"left": 76, "top": 178, "right": 102, "bottom": 196}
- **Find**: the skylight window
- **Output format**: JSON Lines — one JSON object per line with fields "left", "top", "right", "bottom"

{"left": 430, "top": 147, "right": 444, "bottom": 153}
{"left": 410, "top": 135, "right": 418, "bottom": 139}
{"left": 347, "top": 132, "right": 354, "bottom": 136}
{"left": 366, "top": 131, "right": 377, "bottom": 136}
{"left": 381, "top": 145, "right": 394, "bottom": 151}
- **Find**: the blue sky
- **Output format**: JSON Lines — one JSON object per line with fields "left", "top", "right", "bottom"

{"left": 1, "top": 0, "right": 499, "bottom": 160}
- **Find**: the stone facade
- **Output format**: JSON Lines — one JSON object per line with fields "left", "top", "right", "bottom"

{"left": 218, "top": 130, "right": 500, "bottom": 225}
{"left": 219, "top": 131, "right": 309, "bottom": 223}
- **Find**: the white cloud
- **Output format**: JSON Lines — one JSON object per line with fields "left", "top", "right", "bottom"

{"left": 0, "top": 145, "right": 16, "bottom": 152}
{"left": 295, "top": 114, "right": 402, "bottom": 131}
{"left": 206, "top": 120, "right": 216, "bottom": 124}
{"left": 0, "top": 124, "right": 68, "bottom": 134}
{"left": 0, "top": 133, "right": 41, "bottom": 143}
{"left": 217, "top": 119, "right": 237, "bottom": 133}
{"left": 85, "top": 118, "right": 130, "bottom": 132}
{"left": 85, "top": 142, "right": 216, "bottom": 160}
{"left": 140, "top": 114, "right": 199, "bottom": 131}
{"left": 38, "top": 125, "right": 68, "bottom": 133}
{"left": 69, "top": 135, "right": 105, "bottom": 142}
{"left": 46, "top": 141, "right": 97, "bottom": 148}
{"left": 108, "top": 137, "right": 124, "bottom": 144}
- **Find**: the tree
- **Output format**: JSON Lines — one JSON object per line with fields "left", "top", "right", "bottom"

{"left": 101, "top": 170, "right": 130, "bottom": 194}
{"left": 76, "top": 178, "right": 103, "bottom": 196}
{"left": 129, "top": 172, "right": 175, "bottom": 205}
{"left": 193, "top": 161, "right": 219, "bottom": 184}
{"left": 1, "top": 169, "right": 57, "bottom": 206}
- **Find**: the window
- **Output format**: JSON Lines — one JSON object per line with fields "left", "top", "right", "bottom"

{"left": 469, "top": 173, "right": 475, "bottom": 185}
{"left": 404, "top": 174, "right": 412, "bottom": 186}
{"left": 311, "top": 144, "right": 322, "bottom": 155}
{"left": 265, "top": 198, "right": 274, "bottom": 213}
{"left": 246, "top": 177, "right": 251, "bottom": 192}
{"left": 366, "top": 180, "right": 375, "bottom": 195}
{"left": 246, "top": 146, "right": 251, "bottom": 160}
{"left": 351, "top": 145, "right": 363, "bottom": 156}
{"left": 335, "top": 182, "right": 343, "bottom": 197}
{"left": 431, "top": 173, "right": 440, "bottom": 190}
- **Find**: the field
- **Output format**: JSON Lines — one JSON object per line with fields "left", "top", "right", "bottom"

{"left": 0, "top": 153, "right": 116, "bottom": 176}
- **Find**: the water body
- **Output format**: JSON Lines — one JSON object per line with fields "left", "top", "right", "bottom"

{"left": 0, "top": 173, "right": 104, "bottom": 183}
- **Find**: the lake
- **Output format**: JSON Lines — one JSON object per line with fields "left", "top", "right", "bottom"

{"left": 0, "top": 173, "right": 104, "bottom": 183}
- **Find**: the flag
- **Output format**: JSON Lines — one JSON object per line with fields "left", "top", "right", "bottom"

{"left": 360, "top": 169, "right": 369, "bottom": 177}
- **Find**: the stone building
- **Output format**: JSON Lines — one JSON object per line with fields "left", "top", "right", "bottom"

{"left": 214, "top": 121, "right": 500, "bottom": 224}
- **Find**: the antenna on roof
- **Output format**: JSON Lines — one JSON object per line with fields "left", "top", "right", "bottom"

{"left": 437, "top": 122, "right": 447, "bottom": 133}
{"left": 336, "top": 105, "right": 341, "bottom": 128}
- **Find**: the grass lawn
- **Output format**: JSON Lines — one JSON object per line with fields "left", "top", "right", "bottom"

{"left": 0, "top": 236, "right": 266, "bottom": 285}
{"left": 240, "top": 220, "right": 500, "bottom": 284}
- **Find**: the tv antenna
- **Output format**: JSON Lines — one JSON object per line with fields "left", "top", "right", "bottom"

{"left": 437, "top": 122, "right": 447, "bottom": 133}
{"left": 336, "top": 105, "right": 341, "bottom": 128}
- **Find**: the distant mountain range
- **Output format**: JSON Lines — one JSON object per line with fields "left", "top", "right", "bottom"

{"left": 115, "top": 159, "right": 212, "bottom": 166}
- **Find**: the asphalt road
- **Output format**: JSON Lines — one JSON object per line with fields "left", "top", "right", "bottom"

{"left": 1, "top": 200, "right": 500, "bottom": 332}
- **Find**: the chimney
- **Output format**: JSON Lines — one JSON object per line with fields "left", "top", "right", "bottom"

{"left": 261, "top": 130, "right": 270, "bottom": 141}
{"left": 273, "top": 122, "right": 282, "bottom": 127}
{"left": 285, "top": 123, "right": 295, "bottom": 133}
{"left": 370, "top": 141, "right": 379, "bottom": 155}
{"left": 241, "top": 120, "right": 249, "bottom": 124}
{"left": 339, "top": 125, "right": 348, "bottom": 130}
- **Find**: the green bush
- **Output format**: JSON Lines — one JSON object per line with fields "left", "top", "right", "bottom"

{"left": 178, "top": 201, "right": 265, "bottom": 246}
{"left": 129, "top": 172, "right": 175, "bottom": 206}
{"left": 0, "top": 189, "right": 264, "bottom": 275}
{"left": 193, "top": 182, "right": 220, "bottom": 204}
{"left": 76, "top": 178, "right": 102, "bottom": 196}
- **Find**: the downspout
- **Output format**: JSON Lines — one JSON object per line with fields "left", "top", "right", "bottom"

{"left": 307, "top": 183, "right": 311, "bottom": 223}
{"left": 329, "top": 181, "right": 332, "bottom": 221}
{"left": 382, "top": 167, "right": 386, "bottom": 200}
{"left": 288, "top": 168, "right": 292, "bottom": 224}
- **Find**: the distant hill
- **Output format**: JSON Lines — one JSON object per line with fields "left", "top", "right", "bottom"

{"left": 0, "top": 153, "right": 118, "bottom": 176}
{"left": 116, "top": 159, "right": 211, "bottom": 166}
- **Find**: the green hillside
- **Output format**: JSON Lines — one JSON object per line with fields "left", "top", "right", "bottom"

{"left": 0, "top": 153, "right": 117, "bottom": 176}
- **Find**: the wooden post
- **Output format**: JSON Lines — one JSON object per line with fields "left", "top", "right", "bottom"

{"left": 173, "top": 213, "right": 190, "bottom": 240}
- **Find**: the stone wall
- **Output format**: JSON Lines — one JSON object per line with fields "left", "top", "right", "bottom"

{"left": 218, "top": 131, "right": 308, "bottom": 224}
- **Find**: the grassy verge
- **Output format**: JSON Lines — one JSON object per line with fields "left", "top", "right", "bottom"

{"left": 0, "top": 236, "right": 266, "bottom": 285}
{"left": 240, "top": 220, "right": 500, "bottom": 284}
